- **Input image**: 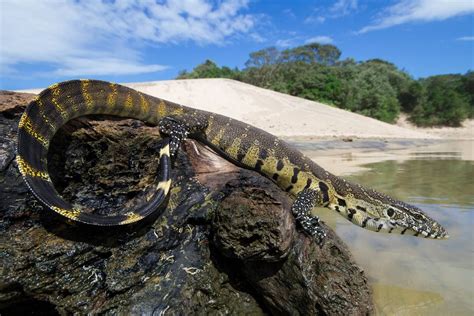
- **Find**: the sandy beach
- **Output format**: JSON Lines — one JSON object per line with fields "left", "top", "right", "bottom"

{"left": 18, "top": 78, "right": 473, "bottom": 141}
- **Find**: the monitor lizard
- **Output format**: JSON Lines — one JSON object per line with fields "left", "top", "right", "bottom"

{"left": 16, "top": 79, "right": 449, "bottom": 242}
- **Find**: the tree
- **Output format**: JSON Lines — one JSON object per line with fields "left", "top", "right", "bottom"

{"left": 244, "top": 47, "right": 280, "bottom": 68}
{"left": 410, "top": 76, "right": 469, "bottom": 126}
{"left": 176, "top": 60, "right": 238, "bottom": 80}
{"left": 316, "top": 44, "right": 342, "bottom": 65}
{"left": 399, "top": 81, "right": 424, "bottom": 113}
{"left": 461, "top": 71, "right": 474, "bottom": 118}
{"left": 349, "top": 66, "right": 400, "bottom": 122}
{"left": 279, "top": 43, "right": 341, "bottom": 65}
{"left": 189, "top": 60, "right": 221, "bottom": 78}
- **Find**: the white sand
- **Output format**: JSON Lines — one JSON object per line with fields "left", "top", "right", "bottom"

{"left": 19, "top": 78, "right": 472, "bottom": 139}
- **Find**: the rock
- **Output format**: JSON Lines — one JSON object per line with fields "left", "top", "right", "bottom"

{"left": 211, "top": 171, "right": 373, "bottom": 315}
{"left": 212, "top": 172, "right": 295, "bottom": 262}
{"left": 0, "top": 91, "right": 374, "bottom": 315}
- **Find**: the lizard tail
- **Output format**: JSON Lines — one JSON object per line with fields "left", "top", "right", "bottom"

{"left": 16, "top": 80, "right": 172, "bottom": 225}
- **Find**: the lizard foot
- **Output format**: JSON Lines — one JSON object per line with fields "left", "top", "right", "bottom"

{"left": 158, "top": 117, "right": 189, "bottom": 156}
{"left": 158, "top": 115, "right": 208, "bottom": 157}
{"left": 291, "top": 188, "right": 327, "bottom": 245}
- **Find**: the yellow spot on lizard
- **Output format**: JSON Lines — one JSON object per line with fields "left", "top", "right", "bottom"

{"left": 125, "top": 92, "right": 133, "bottom": 112}
{"left": 227, "top": 137, "right": 242, "bottom": 159}
{"left": 81, "top": 80, "right": 94, "bottom": 111}
{"left": 49, "top": 83, "right": 68, "bottom": 119}
{"left": 242, "top": 142, "right": 260, "bottom": 166}
{"left": 139, "top": 93, "right": 149, "bottom": 115}
{"left": 120, "top": 212, "right": 144, "bottom": 224}
{"left": 159, "top": 143, "right": 170, "bottom": 157}
{"left": 211, "top": 127, "right": 226, "bottom": 146}
{"left": 158, "top": 100, "right": 167, "bottom": 118}
{"left": 107, "top": 83, "right": 118, "bottom": 108}
{"left": 18, "top": 114, "right": 49, "bottom": 147}
{"left": 157, "top": 179, "right": 171, "bottom": 193}
{"left": 36, "top": 98, "right": 56, "bottom": 132}
{"left": 171, "top": 106, "right": 184, "bottom": 116}
{"left": 50, "top": 206, "right": 81, "bottom": 220}
{"left": 16, "top": 156, "right": 50, "bottom": 180}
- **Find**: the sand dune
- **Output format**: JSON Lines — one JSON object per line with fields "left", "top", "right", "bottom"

{"left": 20, "top": 78, "right": 470, "bottom": 139}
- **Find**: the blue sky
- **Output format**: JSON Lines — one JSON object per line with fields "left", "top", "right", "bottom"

{"left": 1, "top": 0, "right": 473, "bottom": 90}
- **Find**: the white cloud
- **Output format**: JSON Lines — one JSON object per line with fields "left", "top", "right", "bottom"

{"left": 330, "top": 0, "right": 358, "bottom": 17}
{"left": 304, "top": 15, "right": 326, "bottom": 24}
{"left": 276, "top": 39, "right": 296, "bottom": 48}
{"left": 283, "top": 8, "right": 296, "bottom": 18}
{"left": 358, "top": 0, "right": 474, "bottom": 34}
{"left": 249, "top": 33, "right": 266, "bottom": 43}
{"left": 305, "top": 0, "right": 357, "bottom": 24}
{"left": 305, "top": 36, "right": 334, "bottom": 44}
{"left": 457, "top": 36, "right": 474, "bottom": 41}
{"left": 52, "top": 58, "right": 169, "bottom": 77}
{"left": 0, "top": 0, "right": 256, "bottom": 77}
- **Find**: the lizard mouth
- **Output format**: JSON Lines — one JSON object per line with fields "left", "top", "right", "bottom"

{"left": 359, "top": 216, "right": 449, "bottom": 239}
{"left": 389, "top": 219, "right": 449, "bottom": 239}
{"left": 410, "top": 222, "right": 449, "bottom": 239}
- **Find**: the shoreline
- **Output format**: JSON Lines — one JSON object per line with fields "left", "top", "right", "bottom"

{"left": 291, "top": 138, "right": 473, "bottom": 176}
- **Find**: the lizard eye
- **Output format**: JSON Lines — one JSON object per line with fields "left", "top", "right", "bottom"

{"left": 387, "top": 208, "right": 395, "bottom": 217}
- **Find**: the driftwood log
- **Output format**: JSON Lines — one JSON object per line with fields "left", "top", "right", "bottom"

{"left": 0, "top": 91, "right": 373, "bottom": 315}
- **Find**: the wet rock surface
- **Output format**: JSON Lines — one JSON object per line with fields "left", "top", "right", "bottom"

{"left": 0, "top": 91, "right": 373, "bottom": 315}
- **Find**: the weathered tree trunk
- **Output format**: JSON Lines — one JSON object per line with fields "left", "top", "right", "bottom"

{"left": 0, "top": 91, "right": 373, "bottom": 315}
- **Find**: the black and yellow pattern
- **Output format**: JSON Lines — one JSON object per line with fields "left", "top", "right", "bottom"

{"left": 17, "top": 80, "right": 449, "bottom": 238}
{"left": 17, "top": 80, "right": 172, "bottom": 225}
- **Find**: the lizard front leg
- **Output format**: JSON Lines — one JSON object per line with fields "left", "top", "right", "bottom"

{"left": 292, "top": 188, "right": 328, "bottom": 245}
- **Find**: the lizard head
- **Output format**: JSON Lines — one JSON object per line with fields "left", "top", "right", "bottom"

{"left": 361, "top": 200, "right": 449, "bottom": 239}
{"left": 329, "top": 182, "right": 449, "bottom": 239}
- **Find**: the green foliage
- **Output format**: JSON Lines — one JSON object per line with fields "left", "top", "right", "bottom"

{"left": 398, "top": 81, "right": 424, "bottom": 113}
{"left": 176, "top": 44, "right": 473, "bottom": 127}
{"left": 245, "top": 47, "right": 280, "bottom": 68}
{"left": 280, "top": 43, "right": 341, "bottom": 65}
{"left": 410, "top": 75, "right": 470, "bottom": 126}
{"left": 461, "top": 71, "right": 474, "bottom": 118}
{"left": 348, "top": 64, "right": 400, "bottom": 122}
{"left": 177, "top": 60, "right": 238, "bottom": 79}
{"left": 275, "top": 63, "right": 344, "bottom": 105}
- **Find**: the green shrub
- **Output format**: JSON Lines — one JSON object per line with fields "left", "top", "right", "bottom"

{"left": 409, "top": 76, "right": 469, "bottom": 126}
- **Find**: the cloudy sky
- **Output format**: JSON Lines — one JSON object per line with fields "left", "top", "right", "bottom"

{"left": 1, "top": 0, "right": 473, "bottom": 89}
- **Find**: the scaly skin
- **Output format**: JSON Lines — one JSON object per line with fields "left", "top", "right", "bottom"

{"left": 16, "top": 79, "right": 448, "bottom": 238}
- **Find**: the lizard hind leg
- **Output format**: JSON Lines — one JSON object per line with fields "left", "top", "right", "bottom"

{"left": 158, "top": 115, "right": 208, "bottom": 156}
{"left": 291, "top": 188, "right": 328, "bottom": 245}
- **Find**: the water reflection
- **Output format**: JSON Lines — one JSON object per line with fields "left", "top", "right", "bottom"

{"left": 299, "top": 141, "right": 474, "bottom": 315}
{"left": 350, "top": 159, "right": 474, "bottom": 207}
{"left": 372, "top": 284, "right": 444, "bottom": 315}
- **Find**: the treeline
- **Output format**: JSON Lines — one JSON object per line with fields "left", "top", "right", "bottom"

{"left": 177, "top": 44, "right": 473, "bottom": 126}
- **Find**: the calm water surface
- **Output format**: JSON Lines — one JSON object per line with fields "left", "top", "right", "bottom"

{"left": 298, "top": 140, "right": 473, "bottom": 315}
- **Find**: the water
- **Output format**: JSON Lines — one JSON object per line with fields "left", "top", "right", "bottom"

{"left": 297, "top": 140, "right": 474, "bottom": 315}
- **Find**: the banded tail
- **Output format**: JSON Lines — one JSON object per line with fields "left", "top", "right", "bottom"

{"left": 16, "top": 80, "right": 174, "bottom": 225}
